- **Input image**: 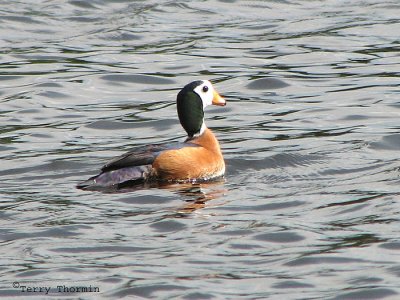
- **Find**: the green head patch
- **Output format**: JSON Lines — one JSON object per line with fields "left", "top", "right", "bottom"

{"left": 177, "top": 81, "right": 204, "bottom": 138}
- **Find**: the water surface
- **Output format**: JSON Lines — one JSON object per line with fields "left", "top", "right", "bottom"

{"left": 1, "top": 0, "right": 400, "bottom": 299}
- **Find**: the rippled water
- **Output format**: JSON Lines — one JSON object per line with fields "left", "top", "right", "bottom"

{"left": 1, "top": 0, "right": 400, "bottom": 299}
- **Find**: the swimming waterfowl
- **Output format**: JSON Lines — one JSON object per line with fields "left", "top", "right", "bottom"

{"left": 77, "top": 80, "right": 226, "bottom": 189}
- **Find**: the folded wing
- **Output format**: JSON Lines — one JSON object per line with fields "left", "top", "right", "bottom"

{"left": 77, "top": 142, "right": 199, "bottom": 189}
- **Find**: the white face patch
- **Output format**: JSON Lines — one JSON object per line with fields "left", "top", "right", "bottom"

{"left": 193, "top": 80, "right": 214, "bottom": 109}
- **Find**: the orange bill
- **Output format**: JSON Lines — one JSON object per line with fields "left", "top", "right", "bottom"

{"left": 212, "top": 90, "right": 226, "bottom": 106}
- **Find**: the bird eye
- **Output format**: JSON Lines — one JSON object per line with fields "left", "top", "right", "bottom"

{"left": 202, "top": 85, "right": 209, "bottom": 93}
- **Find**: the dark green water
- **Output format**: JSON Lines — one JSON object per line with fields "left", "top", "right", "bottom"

{"left": 1, "top": 1, "right": 400, "bottom": 299}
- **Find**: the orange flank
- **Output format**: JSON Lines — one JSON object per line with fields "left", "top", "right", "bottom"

{"left": 152, "top": 128, "right": 225, "bottom": 181}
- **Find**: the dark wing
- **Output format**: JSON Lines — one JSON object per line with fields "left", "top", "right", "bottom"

{"left": 101, "top": 142, "right": 198, "bottom": 172}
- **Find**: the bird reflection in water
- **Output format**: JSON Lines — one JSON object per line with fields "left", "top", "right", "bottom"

{"left": 162, "top": 179, "right": 227, "bottom": 213}
{"left": 90, "top": 179, "right": 227, "bottom": 213}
